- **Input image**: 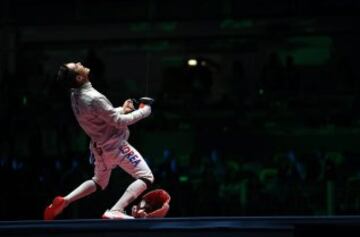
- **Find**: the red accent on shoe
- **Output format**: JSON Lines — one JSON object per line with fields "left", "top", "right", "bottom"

{"left": 43, "top": 196, "right": 65, "bottom": 220}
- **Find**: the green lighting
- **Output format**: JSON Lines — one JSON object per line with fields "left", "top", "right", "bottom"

{"left": 288, "top": 36, "right": 332, "bottom": 47}
{"left": 129, "top": 21, "right": 177, "bottom": 33}
{"left": 179, "top": 175, "right": 188, "bottom": 183}
{"left": 279, "top": 36, "right": 333, "bottom": 66}
{"left": 285, "top": 48, "right": 330, "bottom": 66}
{"left": 142, "top": 41, "right": 169, "bottom": 51}
{"left": 161, "top": 56, "right": 183, "bottom": 66}
{"left": 158, "top": 22, "right": 177, "bottom": 32}
{"left": 129, "top": 22, "right": 151, "bottom": 32}
{"left": 220, "top": 19, "right": 253, "bottom": 29}
{"left": 22, "top": 96, "right": 27, "bottom": 106}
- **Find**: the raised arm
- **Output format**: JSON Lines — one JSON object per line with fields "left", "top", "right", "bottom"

{"left": 93, "top": 97, "right": 151, "bottom": 128}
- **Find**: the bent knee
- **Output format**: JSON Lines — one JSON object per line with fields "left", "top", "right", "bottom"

{"left": 139, "top": 173, "right": 154, "bottom": 188}
{"left": 92, "top": 178, "right": 109, "bottom": 190}
{"left": 146, "top": 173, "right": 155, "bottom": 184}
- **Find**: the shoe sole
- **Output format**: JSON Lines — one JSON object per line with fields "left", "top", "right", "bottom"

{"left": 102, "top": 212, "right": 134, "bottom": 220}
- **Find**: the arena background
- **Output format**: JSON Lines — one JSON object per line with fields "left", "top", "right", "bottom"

{"left": 0, "top": 0, "right": 360, "bottom": 220}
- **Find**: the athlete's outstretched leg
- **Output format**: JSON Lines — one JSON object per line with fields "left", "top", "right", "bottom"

{"left": 43, "top": 180, "right": 98, "bottom": 220}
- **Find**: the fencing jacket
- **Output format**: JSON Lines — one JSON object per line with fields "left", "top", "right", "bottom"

{"left": 70, "top": 81, "right": 151, "bottom": 151}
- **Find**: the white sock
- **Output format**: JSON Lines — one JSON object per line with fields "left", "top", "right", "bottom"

{"left": 65, "top": 180, "right": 97, "bottom": 205}
{"left": 111, "top": 179, "right": 147, "bottom": 211}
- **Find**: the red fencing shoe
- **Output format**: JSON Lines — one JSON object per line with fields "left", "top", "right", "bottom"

{"left": 43, "top": 196, "right": 66, "bottom": 220}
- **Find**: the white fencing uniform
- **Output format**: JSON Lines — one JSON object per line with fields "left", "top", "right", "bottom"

{"left": 70, "top": 82, "right": 153, "bottom": 189}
